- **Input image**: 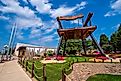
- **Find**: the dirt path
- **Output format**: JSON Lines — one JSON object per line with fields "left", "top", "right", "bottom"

{"left": 68, "top": 63, "right": 121, "bottom": 81}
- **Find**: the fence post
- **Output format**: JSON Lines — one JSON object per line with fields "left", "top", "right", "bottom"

{"left": 69, "top": 62, "right": 71, "bottom": 67}
{"left": 26, "top": 60, "right": 28, "bottom": 71}
{"left": 77, "top": 58, "right": 78, "bottom": 62}
{"left": 94, "top": 59, "right": 96, "bottom": 63}
{"left": 120, "top": 60, "right": 121, "bottom": 63}
{"left": 22, "top": 59, "right": 24, "bottom": 68}
{"left": 111, "top": 59, "right": 112, "bottom": 63}
{"left": 62, "top": 69, "right": 66, "bottom": 81}
{"left": 43, "top": 64, "right": 47, "bottom": 81}
{"left": 85, "top": 58, "right": 86, "bottom": 62}
{"left": 73, "top": 59, "right": 74, "bottom": 64}
{"left": 31, "top": 61, "right": 34, "bottom": 78}
{"left": 72, "top": 64, "right": 73, "bottom": 70}
{"left": 20, "top": 57, "right": 22, "bottom": 65}
{"left": 102, "top": 59, "right": 104, "bottom": 63}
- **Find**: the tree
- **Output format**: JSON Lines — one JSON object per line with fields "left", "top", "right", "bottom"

{"left": 60, "top": 39, "right": 82, "bottom": 55}
{"left": 110, "top": 32, "right": 117, "bottom": 53}
{"left": 102, "top": 45, "right": 113, "bottom": 54}
{"left": 110, "top": 23, "right": 121, "bottom": 53}
{"left": 100, "top": 34, "right": 109, "bottom": 47}
{"left": 116, "top": 24, "right": 121, "bottom": 51}
{"left": 46, "top": 50, "right": 53, "bottom": 56}
{"left": 86, "top": 39, "right": 93, "bottom": 49}
{"left": 65, "top": 39, "right": 82, "bottom": 54}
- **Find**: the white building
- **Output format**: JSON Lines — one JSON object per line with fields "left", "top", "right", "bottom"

{"left": 15, "top": 43, "right": 46, "bottom": 56}
{"left": 15, "top": 43, "right": 57, "bottom": 56}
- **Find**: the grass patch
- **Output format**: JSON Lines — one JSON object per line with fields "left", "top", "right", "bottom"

{"left": 26, "top": 56, "right": 91, "bottom": 81}
{"left": 87, "top": 74, "right": 121, "bottom": 81}
{"left": 65, "top": 56, "right": 91, "bottom": 63}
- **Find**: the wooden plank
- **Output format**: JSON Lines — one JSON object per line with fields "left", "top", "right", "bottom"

{"left": 57, "top": 14, "right": 84, "bottom": 20}
{"left": 57, "top": 26, "right": 96, "bottom": 39}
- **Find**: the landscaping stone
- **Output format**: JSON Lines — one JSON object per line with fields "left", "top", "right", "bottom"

{"left": 68, "top": 63, "right": 121, "bottom": 81}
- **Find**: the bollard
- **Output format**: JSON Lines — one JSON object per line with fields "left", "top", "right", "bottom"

{"left": 31, "top": 62, "right": 34, "bottom": 78}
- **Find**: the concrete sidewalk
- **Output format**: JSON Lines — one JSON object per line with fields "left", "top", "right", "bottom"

{"left": 0, "top": 59, "right": 32, "bottom": 81}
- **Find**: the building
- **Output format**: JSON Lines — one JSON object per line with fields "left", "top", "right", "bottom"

{"left": 15, "top": 43, "right": 57, "bottom": 57}
{"left": 15, "top": 43, "right": 46, "bottom": 56}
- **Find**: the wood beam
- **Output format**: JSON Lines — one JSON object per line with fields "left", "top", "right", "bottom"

{"left": 63, "top": 39, "right": 67, "bottom": 56}
{"left": 56, "top": 17, "right": 63, "bottom": 29}
{"left": 83, "top": 12, "right": 93, "bottom": 27}
{"left": 82, "top": 39, "right": 87, "bottom": 55}
{"left": 58, "top": 14, "right": 84, "bottom": 21}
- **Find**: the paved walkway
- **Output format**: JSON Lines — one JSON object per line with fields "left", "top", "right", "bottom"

{"left": 0, "top": 59, "right": 32, "bottom": 81}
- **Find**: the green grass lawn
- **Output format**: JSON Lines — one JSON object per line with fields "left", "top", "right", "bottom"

{"left": 65, "top": 56, "right": 91, "bottom": 63}
{"left": 27, "top": 56, "right": 90, "bottom": 81}
{"left": 26, "top": 56, "right": 121, "bottom": 81}
{"left": 87, "top": 74, "right": 121, "bottom": 81}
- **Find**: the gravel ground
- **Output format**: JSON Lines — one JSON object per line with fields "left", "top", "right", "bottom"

{"left": 68, "top": 63, "right": 121, "bottom": 81}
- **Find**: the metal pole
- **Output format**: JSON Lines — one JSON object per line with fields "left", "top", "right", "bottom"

{"left": 10, "top": 24, "right": 17, "bottom": 60}
{"left": 7, "top": 23, "right": 15, "bottom": 60}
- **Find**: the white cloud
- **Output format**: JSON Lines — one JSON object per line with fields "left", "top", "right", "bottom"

{"left": 30, "top": 34, "right": 55, "bottom": 45}
{"left": 104, "top": 0, "right": 121, "bottom": 17}
{"left": 0, "top": 0, "right": 87, "bottom": 45}
{"left": 16, "top": 30, "right": 24, "bottom": 40}
{"left": 0, "top": 0, "right": 43, "bottom": 40}
{"left": 23, "top": 0, "right": 28, "bottom": 3}
{"left": 111, "top": 23, "right": 121, "bottom": 29}
{"left": 111, "top": 0, "right": 121, "bottom": 11}
{"left": 0, "top": 16, "right": 9, "bottom": 20}
{"left": 0, "top": 0, "right": 35, "bottom": 18}
{"left": 50, "top": 1, "right": 87, "bottom": 18}
{"left": 15, "top": 17, "right": 42, "bottom": 28}
{"left": 70, "top": 20, "right": 82, "bottom": 25}
{"left": 30, "top": 0, "right": 52, "bottom": 13}
{"left": 29, "top": 20, "right": 58, "bottom": 39}
{"left": 0, "top": 0, "right": 43, "bottom": 28}
{"left": 104, "top": 11, "right": 116, "bottom": 17}
{"left": 79, "top": 1, "right": 87, "bottom": 6}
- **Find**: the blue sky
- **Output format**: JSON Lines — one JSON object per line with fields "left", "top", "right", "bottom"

{"left": 0, "top": 0, "right": 121, "bottom": 50}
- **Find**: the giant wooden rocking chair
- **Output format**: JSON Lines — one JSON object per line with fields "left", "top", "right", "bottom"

{"left": 56, "top": 12, "right": 105, "bottom": 56}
